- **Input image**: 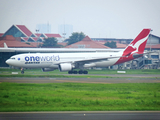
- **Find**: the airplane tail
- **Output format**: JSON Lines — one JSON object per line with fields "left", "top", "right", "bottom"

{"left": 115, "top": 29, "right": 151, "bottom": 65}
{"left": 122, "top": 29, "right": 151, "bottom": 56}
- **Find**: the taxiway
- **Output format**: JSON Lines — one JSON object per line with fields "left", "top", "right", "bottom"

{"left": 0, "top": 111, "right": 160, "bottom": 120}
{"left": 0, "top": 75, "right": 160, "bottom": 84}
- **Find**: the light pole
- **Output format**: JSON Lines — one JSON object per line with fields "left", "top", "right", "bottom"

{"left": 36, "top": 29, "right": 39, "bottom": 48}
{"left": 149, "top": 29, "right": 153, "bottom": 52}
{"left": 63, "top": 23, "right": 66, "bottom": 40}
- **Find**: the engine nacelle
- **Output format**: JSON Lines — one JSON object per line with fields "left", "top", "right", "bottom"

{"left": 132, "top": 53, "right": 143, "bottom": 58}
{"left": 83, "top": 63, "right": 96, "bottom": 68}
{"left": 42, "top": 68, "right": 55, "bottom": 72}
{"left": 59, "top": 63, "right": 72, "bottom": 72}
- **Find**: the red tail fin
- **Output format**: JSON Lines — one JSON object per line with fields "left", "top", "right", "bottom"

{"left": 115, "top": 29, "right": 151, "bottom": 65}
{"left": 123, "top": 29, "right": 151, "bottom": 56}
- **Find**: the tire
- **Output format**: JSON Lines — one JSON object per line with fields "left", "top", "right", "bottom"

{"left": 78, "top": 70, "right": 83, "bottom": 74}
{"left": 73, "top": 71, "right": 78, "bottom": 74}
{"left": 84, "top": 71, "right": 88, "bottom": 74}
{"left": 68, "top": 71, "right": 72, "bottom": 74}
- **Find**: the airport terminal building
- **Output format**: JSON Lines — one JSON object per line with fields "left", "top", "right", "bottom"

{"left": 0, "top": 25, "right": 160, "bottom": 69}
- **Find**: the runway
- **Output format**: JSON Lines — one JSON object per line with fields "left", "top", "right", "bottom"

{"left": 0, "top": 75, "right": 160, "bottom": 84}
{"left": 0, "top": 111, "right": 160, "bottom": 120}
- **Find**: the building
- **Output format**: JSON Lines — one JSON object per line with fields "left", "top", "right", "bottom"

{"left": 92, "top": 38, "right": 133, "bottom": 44}
{"left": 2, "top": 25, "right": 62, "bottom": 44}
{"left": 65, "top": 36, "right": 110, "bottom": 49}
{"left": 94, "top": 40, "right": 127, "bottom": 49}
{"left": 3, "top": 25, "right": 37, "bottom": 38}
{"left": 147, "top": 34, "right": 160, "bottom": 45}
{"left": 36, "top": 23, "right": 51, "bottom": 33}
{"left": 0, "top": 35, "right": 34, "bottom": 48}
{"left": 0, "top": 33, "right": 4, "bottom": 37}
{"left": 0, "top": 35, "right": 35, "bottom": 67}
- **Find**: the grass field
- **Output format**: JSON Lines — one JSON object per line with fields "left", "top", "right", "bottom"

{"left": 0, "top": 68, "right": 160, "bottom": 78}
{"left": 0, "top": 82, "right": 160, "bottom": 111}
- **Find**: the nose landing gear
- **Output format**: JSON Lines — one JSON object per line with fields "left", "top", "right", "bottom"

{"left": 21, "top": 68, "right": 24, "bottom": 74}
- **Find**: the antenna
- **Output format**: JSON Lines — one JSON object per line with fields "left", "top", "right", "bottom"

{"left": 63, "top": 19, "right": 66, "bottom": 39}
{"left": 47, "top": 21, "right": 49, "bottom": 33}
{"left": 35, "top": 29, "right": 39, "bottom": 48}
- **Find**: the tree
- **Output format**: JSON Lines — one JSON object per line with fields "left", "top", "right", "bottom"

{"left": 67, "top": 32, "right": 86, "bottom": 45}
{"left": 104, "top": 41, "right": 117, "bottom": 48}
{"left": 40, "top": 37, "right": 62, "bottom": 48}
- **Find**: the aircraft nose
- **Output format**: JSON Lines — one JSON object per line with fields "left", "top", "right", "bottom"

{"left": 6, "top": 59, "right": 11, "bottom": 65}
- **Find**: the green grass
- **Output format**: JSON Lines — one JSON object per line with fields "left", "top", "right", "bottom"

{"left": 0, "top": 82, "right": 160, "bottom": 111}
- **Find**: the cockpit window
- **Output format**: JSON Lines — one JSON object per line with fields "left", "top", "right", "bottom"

{"left": 10, "top": 57, "right": 15, "bottom": 60}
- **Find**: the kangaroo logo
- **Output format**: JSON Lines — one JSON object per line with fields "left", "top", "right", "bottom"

{"left": 130, "top": 35, "right": 149, "bottom": 54}
{"left": 123, "top": 34, "right": 149, "bottom": 56}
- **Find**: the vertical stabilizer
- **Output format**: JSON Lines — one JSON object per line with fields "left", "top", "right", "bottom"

{"left": 115, "top": 29, "right": 151, "bottom": 65}
{"left": 4, "top": 43, "right": 8, "bottom": 48}
{"left": 123, "top": 29, "right": 151, "bottom": 56}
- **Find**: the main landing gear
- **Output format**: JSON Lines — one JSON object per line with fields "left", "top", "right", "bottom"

{"left": 68, "top": 70, "right": 88, "bottom": 74}
{"left": 21, "top": 68, "right": 24, "bottom": 74}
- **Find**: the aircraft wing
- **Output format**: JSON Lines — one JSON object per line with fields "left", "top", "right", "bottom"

{"left": 74, "top": 56, "right": 122, "bottom": 64}
{"left": 58, "top": 51, "right": 155, "bottom": 65}
{"left": 74, "top": 51, "right": 155, "bottom": 64}
{"left": 57, "top": 55, "right": 122, "bottom": 65}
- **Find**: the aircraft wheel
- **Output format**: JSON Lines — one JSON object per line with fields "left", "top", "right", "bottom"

{"left": 73, "top": 71, "right": 78, "bottom": 74}
{"left": 68, "top": 71, "right": 73, "bottom": 74}
{"left": 21, "top": 68, "right": 24, "bottom": 74}
{"left": 78, "top": 70, "right": 83, "bottom": 74}
{"left": 84, "top": 70, "right": 88, "bottom": 74}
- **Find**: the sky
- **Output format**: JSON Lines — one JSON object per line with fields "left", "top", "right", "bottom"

{"left": 0, "top": 0, "right": 160, "bottom": 39}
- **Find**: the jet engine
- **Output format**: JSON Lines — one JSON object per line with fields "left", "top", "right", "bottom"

{"left": 42, "top": 68, "right": 55, "bottom": 72}
{"left": 132, "top": 53, "right": 143, "bottom": 58}
{"left": 59, "top": 63, "right": 72, "bottom": 71}
{"left": 83, "top": 63, "right": 96, "bottom": 68}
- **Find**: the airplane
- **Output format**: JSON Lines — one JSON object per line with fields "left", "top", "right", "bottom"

{"left": 6, "top": 29, "right": 151, "bottom": 74}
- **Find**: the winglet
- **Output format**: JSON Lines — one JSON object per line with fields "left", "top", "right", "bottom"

{"left": 4, "top": 43, "right": 8, "bottom": 48}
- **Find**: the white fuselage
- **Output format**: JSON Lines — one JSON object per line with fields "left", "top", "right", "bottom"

{"left": 6, "top": 52, "right": 122, "bottom": 69}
